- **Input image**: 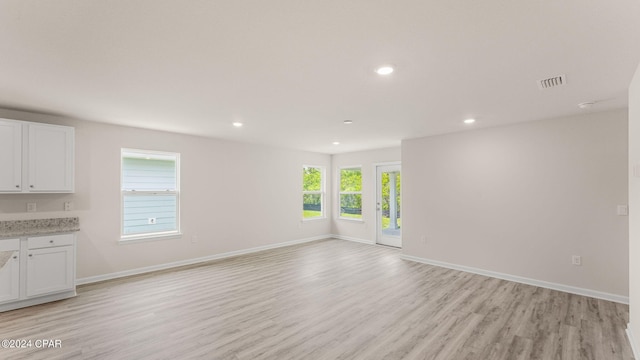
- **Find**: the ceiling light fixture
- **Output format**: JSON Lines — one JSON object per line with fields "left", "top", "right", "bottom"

{"left": 332, "top": 141, "right": 340, "bottom": 145}
{"left": 463, "top": 118, "right": 476, "bottom": 124}
{"left": 232, "top": 122, "right": 243, "bottom": 127}
{"left": 343, "top": 120, "right": 353, "bottom": 125}
{"left": 376, "top": 66, "right": 394, "bottom": 75}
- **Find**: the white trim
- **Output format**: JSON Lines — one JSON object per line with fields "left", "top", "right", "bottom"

{"left": 119, "top": 231, "right": 183, "bottom": 244}
{"left": 332, "top": 234, "right": 375, "bottom": 245}
{"left": 122, "top": 148, "right": 178, "bottom": 161}
{"left": 337, "top": 217, "right": 364, "bottom": 222}
{"left": 301, "top": 216, "right": 328, "bottom": 222}
{"left": 400, "top": 254, "right": 629, "bottom": 304}
{"left": 628, "top": 323, "right": 640, "bottom": 359}
{"left": 77, "top": 235, "right": 330, "bottom": 285}
{"left": 372, "top": 161, "right": 401, "bottom": 167}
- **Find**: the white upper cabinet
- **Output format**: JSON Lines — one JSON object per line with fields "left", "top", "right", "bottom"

{"left": 28, "top": 123, "right": 74, "bottom": 192}
{"left": 0, "top": 120, "right": 22, "bottom": 192}
{"left": 0, "top": 118, "right": 75, "bottom": 194}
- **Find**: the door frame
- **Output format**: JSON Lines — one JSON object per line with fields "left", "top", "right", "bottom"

{"left": 374, "top": 162, "right": 402, "bottom": 248}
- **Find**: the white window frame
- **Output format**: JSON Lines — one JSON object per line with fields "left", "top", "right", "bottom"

{"left": 338, "top": 165, "right": 363, "bottom": 221}
{"left": 120, "top": 148, "right": 181, "bottom": 243}
{"left": 302, "top": 165, "right": 325, "bottom": 221}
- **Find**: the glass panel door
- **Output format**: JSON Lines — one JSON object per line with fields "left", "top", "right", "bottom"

{"left": 376, "top": 164, "right": 401, "bottom": 247}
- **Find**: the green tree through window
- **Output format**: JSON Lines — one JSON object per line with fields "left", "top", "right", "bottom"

{"left": 303, "top": 166, "right": 324, "bottom": 218}
{"left": 340, "top": 167, "right": 362, "bottom": 219}
{"left": 381, "top": 171, "right": 401, "bottom": 229}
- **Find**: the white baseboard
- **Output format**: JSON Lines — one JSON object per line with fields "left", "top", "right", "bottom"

{"left": 628, "top": 323, "right": 640, "bottom": 359}
{"left": 76, "top": 235, "right": 331, "bottom": 285}
{"left": 331, "top": 234, "right": 375, "bottom": 245}
{"left": 400, "top": 254, "right": 629, "bottom": 304}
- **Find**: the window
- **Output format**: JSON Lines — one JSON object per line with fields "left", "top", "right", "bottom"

{"left": 302, "top": 166, "right": 324, "bottom": 219}
{"left": 121, "top": 149, "right": 180, "bottom": 241}
{"left": 339, "top": 167, "right": 362, "bottom": 220}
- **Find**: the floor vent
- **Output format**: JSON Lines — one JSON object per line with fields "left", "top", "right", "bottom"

{"left": 537, "top": 74, "right": 566, "bottom": 89}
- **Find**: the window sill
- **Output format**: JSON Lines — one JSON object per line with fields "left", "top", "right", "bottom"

{"left": 119, "top": 231, "right": 182, "bottom": 244}
{"left": 301, "top": 217, "right": 327, "bottom": 222}
{"left": 338, "top": 217, "right": 364, "bottom": 222}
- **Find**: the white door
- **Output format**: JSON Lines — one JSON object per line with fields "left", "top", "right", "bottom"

{"left": 376, "top": 164, "right": 401, "bottom": 248}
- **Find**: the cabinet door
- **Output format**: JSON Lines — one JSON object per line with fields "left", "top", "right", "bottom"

{"left": 0, "top": 240, "right": 20, "bottom": 304}
{"left": 26, "top": 246, "right": 74, "bottom": 297}
{"left": 0, "top": 120, "right": 22, "bottom": 192}
{"left": 28, "top": 123, "right": 74, "bottom": 192}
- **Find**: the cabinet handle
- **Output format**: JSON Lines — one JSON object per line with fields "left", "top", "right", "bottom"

{"left": 15, "top": 185, "right": 20, "bottom": 188}
{"left": 28, "top": 254, "right": 33, "bottom": 257}
{"left": 12, "top": 256, "right": 17, "bottom": 259}
{"left": 30, "top": 185, "right": 34, "bottom": 188}
{"left": 49, "top": 240, "right": 54, "bottom": 243}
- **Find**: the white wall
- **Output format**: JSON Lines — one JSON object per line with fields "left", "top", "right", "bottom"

{"left": 628, "top": 63, "right": 640, "bottom": 351}
{"left": 331, "top": 147, "right": 401, "bottom": 243}
{"left": 0, "top": 109, "right": 331, "bottom": 280}
{"left": 402, "top": 110, "right": 629, "bottom": 298}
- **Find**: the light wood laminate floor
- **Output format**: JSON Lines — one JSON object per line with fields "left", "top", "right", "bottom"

{"left": 0, "top": 239, "right": 633, "bottom": 360}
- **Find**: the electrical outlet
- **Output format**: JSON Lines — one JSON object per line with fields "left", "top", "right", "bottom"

{"left": 617, "top": 205, "right": 629, "bottom": 216}
{"left": 572, "top": 255, "right": 582, "bottom": 266}
{"left": 148, "top": 218, "right": 156, "bottom": 225}
{"left": 64, "top": 201, "right": 72, "bottom": 211}
{"left": 191, "top": 235, "right": 198, "bottom": 243}
{"left": 27, "top": 203, "right": 36, "bottom": 212}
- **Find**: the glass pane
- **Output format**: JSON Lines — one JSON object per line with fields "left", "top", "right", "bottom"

{"left": 303, "top": 193, "right": 322, "bottom": 218}
{"left": 381, "top": 172, "right": 401, "bottom": 233}
{"left": 303, "top": 167, "right": 322, "bottom": 191}
{"left": 123, "top": 194, "right": 177, "bottom": 235}
{"left": 340, "top": 194, "right": 362, "bottom": 219}
{"left": 122, "top": 157, "right": 177, "bottom": 191}
{"left": 340, "top": 168, "right": 362, "bottom": 192}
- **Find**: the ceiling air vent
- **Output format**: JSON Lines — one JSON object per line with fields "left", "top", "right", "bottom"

{"left": 537, "top": 74, "right": 566, "bottom": 89}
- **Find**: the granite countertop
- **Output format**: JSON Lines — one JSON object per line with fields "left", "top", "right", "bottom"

{"left": 0, "top": 217, "right": 79, "bottom": 238}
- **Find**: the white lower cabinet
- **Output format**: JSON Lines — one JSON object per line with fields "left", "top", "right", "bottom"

{"left": 27, "top": 244, "right": 74, "bottom": 297}
{"left": 0, "top": 233, "right": 76, "bottom": 312}
{"left": 0, "top": 239, "right": 20, "bottom": 303}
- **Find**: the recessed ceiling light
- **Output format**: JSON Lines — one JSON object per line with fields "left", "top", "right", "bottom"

{"left": 332, "top": 141, "right": 340, "bottom": 145}
{"left": 376, "top": 66, "right": 394, "bottom": 75}
{"left": 343, "top": 120, "right": 353, "bottom": 125}
{"left": 232, "top": 122, "right": 243, "bottom": 127}
{"left": 463, "top": 118, "right": 476, "bottom": 124}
